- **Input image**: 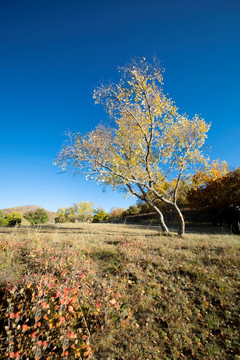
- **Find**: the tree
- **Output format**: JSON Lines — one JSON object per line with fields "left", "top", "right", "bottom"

{"left": 92, "top": 208, "right": 109, "bottom": 222}
{"left": 56, "top": 57, "right": 210, "bottom": 235}
{"left": 189, "top": 160, "right": 230, "bottom": 190}
{"left": 74, "top": 201, "right": 94, "bottom": 222}
{"left": 55, "top": 202, "right": 94, "bottom": 223}
{"left": 24, "top": 208, "right": 49, "bottom": 225}
{"left": 55, "top": 207, "right": 69, "bottom": 223}
{"left": 137, "top": 201, "right": 152, "bottom": 214}
{"left": 123, "top": 205, "right": 140, "bottom": 216}
{"left": 54, "top": 206, "right": 76, "bottom": 223}
{"left": 4, "top": 212, "right": 22, "bottom": 226}
{"left": 109, "top": 207, "right": 125, "bottom": 220}
{"left": 187, "top": 166, "right": 240, "bottom": 214}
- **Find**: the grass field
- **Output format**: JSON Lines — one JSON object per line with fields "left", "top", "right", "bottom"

{"left": 0, "top": 223, "right": 239, "bottom": 359}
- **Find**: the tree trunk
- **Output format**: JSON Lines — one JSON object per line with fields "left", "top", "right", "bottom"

{"left": 151, "top": 203, "right": 169, "bottom": 234}
{"left": 172, "top": 203, "right": 185, "bottom": 236}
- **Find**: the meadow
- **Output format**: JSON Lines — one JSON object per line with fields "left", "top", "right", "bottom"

{"left": 0, "top": 223, "right": 239, "bottom": 359}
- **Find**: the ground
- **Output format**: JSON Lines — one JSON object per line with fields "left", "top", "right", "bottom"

{"left": 0, "top": 223, "right": 239, "bottom": 359}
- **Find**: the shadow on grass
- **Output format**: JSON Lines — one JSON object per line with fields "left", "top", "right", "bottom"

{"left": 0, "top": 222, "right": 234, "bottom": 236}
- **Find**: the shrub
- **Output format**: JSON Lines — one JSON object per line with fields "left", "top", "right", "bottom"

{"left": 4, "top": 212, "right": 22, "bottom": 226}
{"left": 1, "top": 271, "right": 93, "bottom": 359}
{"left": 24, "top": 208, "right": 49, "bottom": 225}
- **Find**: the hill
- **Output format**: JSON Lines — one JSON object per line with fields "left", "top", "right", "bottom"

{"left": 1, "top": 205, "right": 57, "bottom": 223}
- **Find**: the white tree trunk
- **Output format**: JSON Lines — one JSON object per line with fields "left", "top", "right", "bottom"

{"left": 172, "top": 203, "right": 185, "bottom": 235}
{"left": 150, "top": 203, "right": 169, "bottom": 234}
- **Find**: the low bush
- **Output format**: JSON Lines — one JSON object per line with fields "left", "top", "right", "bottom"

{"left": 1, "top": 272, "right": 92, "bottom": 359}
{"left": 24, "top": 208, "right": 49, "bottom": 225}
{"left": 4, "top": 212, "right": 22, "bottom": 226}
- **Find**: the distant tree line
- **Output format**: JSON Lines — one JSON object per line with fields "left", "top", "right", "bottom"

{"left": 55, "top": 202, "right": 112, "bottom": 223}
{"left": 0, "top": 208, "right": 49, "bottom": 226}
{"left": 1, "top": 165, "right": 239, "bottom": 231}
{"left": 186, "top": 166, "right": 240, "bottom": 214}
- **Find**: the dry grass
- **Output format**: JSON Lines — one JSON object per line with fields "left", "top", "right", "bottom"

{"left": 0, "top": 223, "right": 240, "bottom": 359}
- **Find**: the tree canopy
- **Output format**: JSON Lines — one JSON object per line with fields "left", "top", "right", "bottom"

{"left": 24, "top": 208, "right": 49, "bottom": 225}
{"left": 55, "top": 202, "right": 94, "bottom": 223}
{"left": 187, "top": 166, "right": 240, "bottom": 213}
{"left": 56, "top": 57, "right": 210, "bottom": 235}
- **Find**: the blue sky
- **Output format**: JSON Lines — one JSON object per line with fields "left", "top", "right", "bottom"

{"left": 0, "top": 0, "right": 239, "bottom": 212}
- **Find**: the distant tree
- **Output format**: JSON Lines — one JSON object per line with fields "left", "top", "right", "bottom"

{"left": 92, "top": 208, "right": 109, "bottom": 223}
{"left": 65, "top": 206, "right": 77, "bottom": 222}
{"left": 74, "top": 201, "right": 94, "bottom": 222}
{"left": 187, "top": 166, "right": 240, "bottom": 215}
{"left": 123, "top": 205, "right": 140, "bottom": 217}
{"left": 109, "top": 207, "right": 125, "bottom": 220}
{"left": 55, "top": 206, "right": 76, "bottom": 223}
{"left": 24, "top": 208, "right": 49, "bottom": 225}
{"left": 56, "top": 57, "right": 210, "bottom": 235}
{"left": 4, "top": 212, "right": 22, "bottom": 226}
{"left": 137, "top": 201, "right": 152, "bottom": 214}
{"left": 55, "top": 207, "right": 68, "bottom": 223}
{"left": 55, "top": 202, "right": 94, "bottom": 223}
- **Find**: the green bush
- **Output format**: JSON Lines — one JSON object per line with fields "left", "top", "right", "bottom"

{"left": 24, "top": 208, "right": 49, "bottom": 225}
{"left": 4, "top": 212, "right": 22, "bottom": 226}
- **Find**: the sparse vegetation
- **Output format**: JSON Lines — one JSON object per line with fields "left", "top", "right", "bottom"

{"left": 0, "top": 223, "right": 239, "bottom": 359}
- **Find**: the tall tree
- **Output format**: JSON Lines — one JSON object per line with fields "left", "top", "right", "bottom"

{"left": 56, "top": 58, "right": 210, "bottom": 235}
{"left": 74, "top": 201, "right": 94, "bottom": 222}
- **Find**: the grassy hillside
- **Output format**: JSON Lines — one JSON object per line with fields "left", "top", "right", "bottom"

{"left": 2, "top": 205, "right": 43, "bottom": 214}
{"left": 0, "top": 223, "right": 239, "bottom": 359}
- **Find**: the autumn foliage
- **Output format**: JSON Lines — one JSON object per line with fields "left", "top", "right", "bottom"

{"left": 56, "top": 57, "right": 210, "bottom": 235}
{"left": 1, "top": 244, "right": 93, "bottom": 359}
{"left": 187, "top": 166, "right": 240, "bottom": 213}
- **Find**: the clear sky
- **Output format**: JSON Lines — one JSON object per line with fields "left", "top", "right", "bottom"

{"left": 0, "top": 0, "right": 239, "bottom": 212}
